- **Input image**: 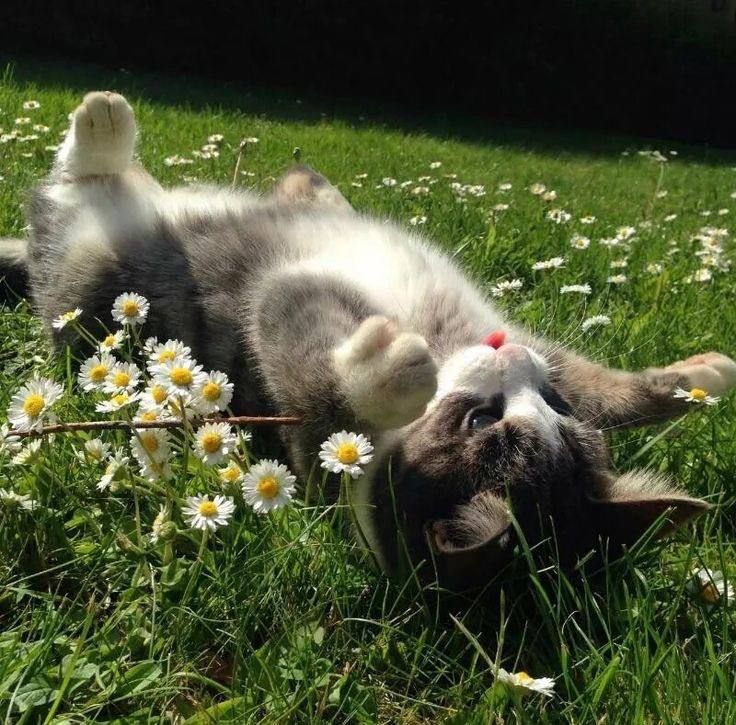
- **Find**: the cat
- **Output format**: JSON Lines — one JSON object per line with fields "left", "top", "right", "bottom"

{"left": 2, "top": 91, "right": 735, "bottom": 590}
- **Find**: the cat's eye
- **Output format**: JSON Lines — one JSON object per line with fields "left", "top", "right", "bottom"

{"left": 465, "top": 396, "right": 504, "bottom": 431}
{"left": 541, "top": 387, "right": 572, "bottom": 416}
{"left": 469, "top": 412, "right": 499, "bottom": 430}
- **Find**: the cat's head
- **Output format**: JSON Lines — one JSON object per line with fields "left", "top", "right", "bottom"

{"left": 358, "top": 343, "right": 709, "bottom": 590}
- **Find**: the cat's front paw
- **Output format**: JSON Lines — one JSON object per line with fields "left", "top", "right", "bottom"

{"left": 334, "top": 316, "right": 438, "bottom": 429}
{"left": 665, "top": 352, "right": 736, "bottom": 395}
{"left": 57, "top": 91, "right": 136, "bottom": 177}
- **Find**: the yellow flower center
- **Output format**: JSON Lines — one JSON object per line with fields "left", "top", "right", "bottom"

{"left": 23, "top": 394, "right": 45, "bottom": 417}
{"left": 90, "top": 364, "right": 109, "bottom": 382}
{"left": 139, "top": 411, "right": 158, "bottom": 422}
{"left": 151, "top": 385, "right": 167, "bottom": 404}
{"left": 257, "top": 476, "right": 280, "bottom": 499}
{"left": 141, "top": 434, "right": 159, "bottom": 453}
{"left": 122, "top": 300, "right": 139, "bottom": 317}
{"left": 203, "top": 382, "right": 221, "bottom": 401}
{"left": 221, "top": 465, "right": 241, "bottom": 482}
{"left": 516, "top": 672, "right": 533, "bottom": 685}
{"left": 701, "top": 582, "right": 720, "bottom": 603}
{"left": 198, "top": 500, "right": 218, "bottom": 517}
{"left": 113, "top": 371, "right": 131, "bottom": 387}
{"left": 61, "top": 310, "right": 77, "bottom": 322}
{"left": 112, "top": 393, "right": 129, "bottom": 406}
{"left": 690, "top": 388, "right": 707, "bottom": 401}
{"left": 336, "top": 442, "right": 360, "bottom": 465}
{"left": 103, "top": 334, "right": 116, "bottom": 347}
{"left": 201, "top": 432, "right": 222, "bottom": 453}
{"left": 158, "top": 350, "right": 176, "bottom": 363}
{"left": 170, "top": 367, "right": 193, "bottom": 386}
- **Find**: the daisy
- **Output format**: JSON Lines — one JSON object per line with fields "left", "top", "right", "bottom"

{"left": 528, "top": 182, "right": 546, "bottom": 195}
{"left": 409, "top": 215, "right": 427, "bottom": 226}
{"left": 570, "top": 235, "right": 590, "bottom": 250}
{"left": 150, "top": 504, "right": 170, "bottom": 543}
{"left": 616, "top": 225, "right": 637, "bottom": 241}
{"left": 193, "top": 370, "right": 234, "bottom": 414}
{"left": 111, "top": 292, "right": 150, "bottom": 326}
{"left": 102, "top": 362, "right": 141, "bottom": 393}
{"left": 491, "top": 279, "right": 524, "bottom": 298}
{"left": 11, "top": 439, "right": 43, "bottom": 466}
{"left": 218, "top": 461, "right": 245, "bottom": 485}
{"left": 545, "top": 209, "right": 571, "bottom": 225}
{"left": 131, "top": 428, "right": 171, "bottom": 467}
{"left": 7, "top": 377, "right": 64, "bottom": 432}
{"left": 581, "top": 315, "right": 612, "bottom": 332}
{"left": 599, "top": 237, "right": 622, "bottom": 249}
{"left": 497, "top": 182, "right": 512, "bottom": 191}
{"left": 319, "top": 431, "right": 374, "bottom": 478}
{"left": 542, "top": 190, "right": 558, "bottom": 202}
{"left": 492, "top": 203, "right": 510, "bottom": 212}
{"left": 98, "top": 330, "right": 127, "bottom": 353}
{"left": 673, "top": 387, "right": 719, "bottom": 405}
{"left": 138, "top": 383, "right": 171, "bottom": 412}
{"left": 580, "top": 215, "right": 597, "bottom": 224}
{"left": 664, "top": 213, "right": 677, "bottom": 222}
{"left": 242, "top": 459, "right": 297, "bottom": 514}
{"left": 95, "top": 391, "right": 141, "bottom": 414}
{"left": 23, "top": 100, "right": 40, "bottom": 110}
{"left": 647, "top": 263, "right": 663, "bottom": 274}
{"left": 97, "top": 450, "right": 129, "bottom": 492}
{"left": 532, "top": 256, "right": 565, "bottom": 271}
{"left": 52, "top": 307, "right": 82, "bottom": 330}
{"left": 559, "top": 283, "right": 592, "bottom": 295}
{"left": 193, "top": 422, "right": 237, "bottom": 466}
{"left": 0, "top": 424, "right": 21, "bottom": 458}
{"left": 495, "top": 669, "right": 555, "bottom": 698}
{"left": 610, "top": 258, "right": 628, "bottom": 268}
{"left": 75, "top": 438, "right": 111, "bottom": 464}
{"left": 686, "top": 567, "right": 734, "bottom": 606}
{"left": 0, "top": 488, "right": 37, "bottom": 511}
{"left": 606, "top": 274, "right": 628, "bottom": 285}
{"left": 208, "top": 133, "right": 224, "bottom": 143}
{"left": 182, "top": 494, "right": 235, "bottom": 532}
{"left": 78, "top": 353, "right": 116, "bottom": 391}
{"left": 152, "top": 358, "right": 207, "bottom": 395}
{"left": 429, "top": 161, "right": 442, "bottom": 169}
{"left": 144, "top": 338, "right": 192, "bottom": 367}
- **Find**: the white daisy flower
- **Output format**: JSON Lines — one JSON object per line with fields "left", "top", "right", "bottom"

{"left": 664, "top": 213, "right": 678, "bottom": 222}
{"left": 610, "top": 258, "right": 628, "bottom": 269}
{"left": 497, "top": 182, "right": 512, "bottom": 191}
{"left": 75, "top": 438, "right": 111, "bottom": 464}
{"left": 150, "top": 504, "right": 170, "bottom": 543}
{"left": 98, "top": 330, "right": 126, "bottom": 353}
{"left": 242, "top": 459, "right": 297, "bottom": 514}
{"left": 111, "top": 292, "right": 150, "bottom": 326}
{"left": 193, "top": 370, "right": 234, "bottom": 414}
{"left": 7, "top": 377, "right": 64, "bottom": 432}
{"left": 580, "top": 215, "right": 597, "bottom": 224}
{"left": 492, "top": 203, "right": 510, "bottom": 212}
{"left": 131, "top": 428, "right": 171, "bottom": 466}
{"left": 0, "top": 488, "right": 37, "bottom": 511}
{"left": 528, "top": 182, "right": 546, "bottom": 195}
{"left": 218, "top": 461, "right": 245, "bottom": 485}
{"left": 95, "top": 391, "right": 141, "bottom": 414}
{"left": 319, "top": 431, "right": 374, "bottom": 479}
{"left": 647, "top": 263, "right": 663, "bottom": 275}
{"left": 182, "top": 494, "right": 235, "bottom": 532}
{"left": 208, "top": 133, "right": 224, "bottom": 143}
{"left": 429, "top": 161, "right": 442, "bottom": 169}
{"left": 495, "top": 669, "right": 555, "bottom": 698}
{"left": 599, "top": 237, "right": 622, "bottom": 249}
{"left": 409, "top": 215, "right": 427, "bottom": 226}
{"left": 144, "top": 338, "right": 192, "bottom": 367}
{"left": 656, "top": 190, "right": 668, "bottom": 198}
{"left": 532, "top": 256, "right": 565, "bottom": 271}
{"left": 152, "top": 358, "right": 207, "bottom": 395}
{"left": 138, "top": 382, "right": 171, "bottom": 412}
{"left": 97, "top": 450, "right": 129, "bottom": 492}
{"left": 102, "top": 362, "right": 141, "bottom": 394}
{"left": 673, "top": 387, "right": 719, "bottom": 405}
{"left": 15, "top": 117, "right": 31, "bottom": 125}
{"left": 607, "top": 274, "right": 628, "bottom": 285}
{"left": 581, "top": 315, "right": 612, "bottom": 332}
{"left": 193, "top": 422, "right": 237, "bottom": 466}
{"left": 686, "top": 567, "right": 734, "bottom": 607}
{"left": 78, "top": 353, "right": 116, "bottom": 391}
{"left": 11, "top": 439, "right": 43, "bottom": 466}
{"left": 0, "top": 424, "right": 22, "bottom": 458}
{"left": 570, "top": 235, "right": 590, "bottom": 250}
{"left": 616, "top": 225, "right": 637, "bottom": 240}
{"left": 541, "top": 190, "right": 557, "bottom": 202}
{"left": 560, "top": 283, "right": 592, "bottom": 295}
{"left": 491, "top": 279, "right": 524, "bottom": 298}
{"left": 51, "top": 307, "right": 82, "bottom": 330}
{"left": 22, "top": 100, "right": 40, "bottom": 110}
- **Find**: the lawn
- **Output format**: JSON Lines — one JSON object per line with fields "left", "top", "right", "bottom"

{"left": 1, "top": 57, "right": 735, "bottom": 723}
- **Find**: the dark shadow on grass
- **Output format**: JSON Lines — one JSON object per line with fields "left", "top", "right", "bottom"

{"left": 4, "top": 53, "right": 736, "bottom": 166}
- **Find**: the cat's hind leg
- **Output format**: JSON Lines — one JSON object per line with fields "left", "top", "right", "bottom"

{"left": 55, "top": 91, "right": 136, "bottom": 178}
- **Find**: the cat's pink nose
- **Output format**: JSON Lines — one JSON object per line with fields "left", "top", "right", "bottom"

{"left": 482, "top": 329, "right": 506, "bottom": 348}
{"left": 495, "top": 343, "right": 531, "bottom": 363}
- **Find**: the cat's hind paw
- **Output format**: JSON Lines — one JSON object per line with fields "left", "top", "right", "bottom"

{"left": 56, "top": 91, "right": 136, "bottom": 177}
{"left": 666, "top": 352, "right": 736, "bottom": 396}
{"left": 334, "top": 316, "right": 438, "bottom": 429}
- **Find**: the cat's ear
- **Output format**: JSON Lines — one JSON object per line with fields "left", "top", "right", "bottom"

{"left": 271, "top": 164, "right": 353, "bottom": 211}
{"left": 589, "top": 471, "right": 711, "bottom": 547}
{"left": 425, "top": 492, "right": 514, "bottom": 590}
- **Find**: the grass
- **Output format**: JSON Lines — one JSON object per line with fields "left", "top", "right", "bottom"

{"left": 1, "top": 57, "right": 735, "bottom": 723}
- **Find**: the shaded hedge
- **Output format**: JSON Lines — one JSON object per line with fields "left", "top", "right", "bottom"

{"left": 2, "top": 0, "right": 735, "bottom": 145}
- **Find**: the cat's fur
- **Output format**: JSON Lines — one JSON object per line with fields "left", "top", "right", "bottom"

{"left": 3, "top": 92, "right": 736, "bottom": 589}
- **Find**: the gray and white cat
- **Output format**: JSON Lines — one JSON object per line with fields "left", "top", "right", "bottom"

{"left": 3, "top": 92, "right": 736, "bottom": 589}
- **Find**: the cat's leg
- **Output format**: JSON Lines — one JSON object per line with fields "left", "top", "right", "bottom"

{"left": 545, "top": 346, "right": 736, "bottom": 429}
{"left": 249, "top": 271, "right": 438, "bottom": 463}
